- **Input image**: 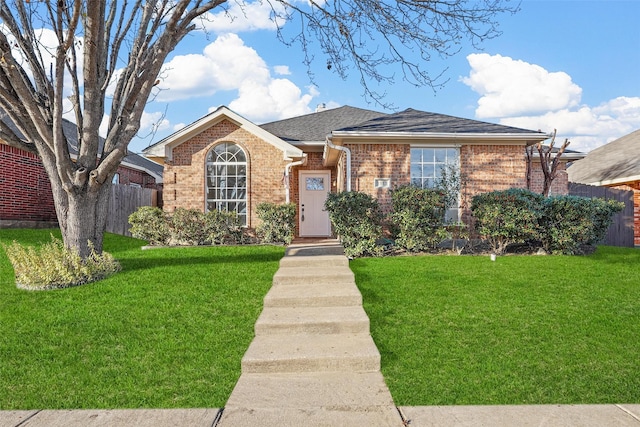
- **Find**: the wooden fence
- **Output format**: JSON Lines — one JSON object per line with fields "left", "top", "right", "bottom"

{"left": 568, "top": 182, "right": 634, "bottom": 247}
{"left": 106, "top": 184, "right": 158, "bottom": 237}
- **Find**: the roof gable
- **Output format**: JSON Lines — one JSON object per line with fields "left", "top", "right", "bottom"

{"left": 143, "top": 106, "right": 304, "bottom": 162}
{"left": 568, "top": 129, "right": 640, "bottom": 185}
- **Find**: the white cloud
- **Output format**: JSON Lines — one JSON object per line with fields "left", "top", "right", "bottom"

{"left": 462, "top": 53, "right": 582, "bottom": 118}
{"left": 155, "top": 33, "right": 317, "bottom": 123}
{"left": 198, "top": 1, "right": 286, "bottom": 33}
{"left": 273, "top": 65, "right": 291, "bottom": 75}
{"left": 462, "top": 53, "right": 640, "bottom": 153}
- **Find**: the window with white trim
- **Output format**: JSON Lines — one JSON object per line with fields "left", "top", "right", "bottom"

{"left": 410, "top": 147, "right": 460, "bottom": 221}
{"left": 205, "top": 143, "right": 247, "bottom": 226}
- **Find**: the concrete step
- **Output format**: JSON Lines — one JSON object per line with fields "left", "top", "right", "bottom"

{"left": 285, "top": 242, "right": 345, "bottom": 257}
{"left": 263, "top": 282, "right": 362, "bottom": 308}
{"left": 273, "top": 266, "right": 354, "bottom": 286}
{"left": 255, "top": 306, "right": 370, "bottom": 335}
{"left": 219, "top": 372, "right": 402, "bottom": 427}
{"left": 241, "top": 333, "right": 380, "bottom": 373}
{"left": 279, "top": 254, "right": 349, "bottom": 269}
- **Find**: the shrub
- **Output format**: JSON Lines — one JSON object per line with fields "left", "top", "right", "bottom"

{"left": 169, "top": 208, "right": 209, "bottom": 245}
{"left": 390, "top": 185, "right": 447, "bottom": 252}
{"left": 204, "top": 210, "right": 246, "bottom": 245}
{"left": 539, "top": 196, "right": 624, "bottom": 254}
{"left": 256, "top": 202, "right": 296, "bottom": 244}
{"left": 471, "top": 188, "right": 544, "bottom": 254}
{"left": 128, "top": 206, "right": 170, "bottom": 245}
{"left": 3, "top": 235, "right": 121, "bottom": 290}
{"left": 324, "top": 191, "right": 383, "bottom": 258}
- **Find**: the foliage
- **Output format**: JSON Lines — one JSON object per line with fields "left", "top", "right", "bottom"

{"left": 352, "top": 246, "right": 640, "bottom": 405}
{"left": 324, "top": 191, "right": 383, "bottom": 258}
{"left": 538, "top": 196, "right": 624, "bottom": 254}
{"left": 434, "top": 162, "right": 464, "bottom": 218}
{"left": 128, "top": 206, "right": 171, "bottom": 245}
{"left": 204, "top": 210, "right": 246, "bottom": 245}
{"left": 390, "top": 185, "right": 447, "bottom": 252}
{"left": 0, "top": 229, "right": 283, "bottom": 408}
{"left": 471, "top": 188, "right": 545, "bottom": 254}
{"left": 169, "top": 208, "right": 209, "bottom": 245}
{"left": 129, "top": 206, "right": 248, "bottom": 246}
{"left": 256, "top": 202, "right": 296, "bottom": 245}
{"left": 3, "top": 235, "right": 120, "bottom": 290}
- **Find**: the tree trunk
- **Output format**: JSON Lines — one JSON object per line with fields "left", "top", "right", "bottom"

{"left": 53, "top": 178, "right": 112, "bottom": 259}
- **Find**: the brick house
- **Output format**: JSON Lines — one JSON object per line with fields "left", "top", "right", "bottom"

{"left": 144, "top": 105, "right": 569, "bottom": 238}
{"left": 568, "top": 129, "right": 640, "bottom": 246}
{"left": 0, "top": 118, "right": 163, "bottom": 229}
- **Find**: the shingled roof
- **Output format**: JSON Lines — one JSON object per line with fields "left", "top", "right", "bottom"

{"left": 336, "top": 108, "right": 546, "bottom": 135}
{"left": 0, "top": 111, "right": 163, "bottom": 181}
{"left": 568, "top": 129, "right": 640, "bottom": 185}
{"left": 260, "top": 105, "right": 387, "bottom": 143}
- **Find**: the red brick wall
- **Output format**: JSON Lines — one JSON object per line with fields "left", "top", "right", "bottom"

{"left": 0, "top": 143, "right": 57, "bottom": 222}
{"left": 162, "top": 119, "right": 288, "bottom": 229}
{"left": 1, "top": 143, "right": 160, "bottom": 224}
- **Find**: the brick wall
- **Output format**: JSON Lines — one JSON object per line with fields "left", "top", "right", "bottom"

{"left": 527, "top": 160, "right": 569, "bottom": 196}
{"left": 1, "top": 143, "right": 160, "bottom": 225}
{"left": 0, "top": 143, "right": 57, "bottom": 222}
{"left": 346, "top": 143, "right": 411, "bottom": 213}
{"left": 162, "top": 119, "right": 288, "bottom": 229}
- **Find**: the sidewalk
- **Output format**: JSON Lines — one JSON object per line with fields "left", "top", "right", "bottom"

{"left": 3, "top": 405, "right": 640, "bottom": 426}
{"left": 2, "top": 240, "right": 639, "bottom": 426}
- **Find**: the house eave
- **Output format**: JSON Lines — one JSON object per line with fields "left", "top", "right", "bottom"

{"left": 579, "top": 174, "right": 640, "bottom": 187}
{"left": 329, "top": 131, "right": 550, "bottom": 142}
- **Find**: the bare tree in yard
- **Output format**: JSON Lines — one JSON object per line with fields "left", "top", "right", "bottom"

{"left": 526, "top": 129, "right": 571, "bottom": 197}
{"left": 0, "top": 0, "right": 519, "bottom": 258}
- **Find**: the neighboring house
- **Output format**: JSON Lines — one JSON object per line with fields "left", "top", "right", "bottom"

{"left": 0, "top": 116, "right": 164, "bottom": 228}
{"left": 144, "top": 105, "right": 561, "bottom": 238}
{"left": 568, "top": 129, "right": 640, "bottom": 246}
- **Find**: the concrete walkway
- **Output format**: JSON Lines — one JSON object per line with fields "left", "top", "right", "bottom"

{"left": 217, "top": 239, "right": 402, "bottom": 426}
{"left": 2, "top": 239, "right": 639, "bottom": 426}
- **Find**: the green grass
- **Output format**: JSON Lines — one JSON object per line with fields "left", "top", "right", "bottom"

{"left": 0, "top": 229, "right": 284, "bottom": 410}
{"left": 351, "top": 247, "right": 640, "bottom": 406}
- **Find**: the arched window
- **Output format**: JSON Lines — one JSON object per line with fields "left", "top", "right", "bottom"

{"left": 205, "top": 143, "right": 247, "bottom": 225}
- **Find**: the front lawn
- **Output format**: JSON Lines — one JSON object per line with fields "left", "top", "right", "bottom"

{"left": 0, "top": 229, "right": 284, "bottom": 409}
{"left": 351, "top": 247, "right": 640, "bottom": 405}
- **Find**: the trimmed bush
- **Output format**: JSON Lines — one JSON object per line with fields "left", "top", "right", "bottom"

{"left": 324, "top": 191, "right": 383, "bottom": 258}
{"left": 3, "top": 235, "right": 121, "bottom": 290}
{"left": 204, "top": 210, "right": 246, "bottom": 245}
{"left": 390, "top": 185, "right": 447, "bottom": 252}
{"left": 169, "top": 208, "right": 209, "bottom": 245}
{"left": 471, "top": 188, "right": 544, "bottom": 254}
{"left": 128, "top": 206, "right": 170, "bottom": 245}
{"left": 256, "top": 202, "right": 296, "bottom": 244}
{"left": 539, "top": 196, "right": 624, "bottom": 254}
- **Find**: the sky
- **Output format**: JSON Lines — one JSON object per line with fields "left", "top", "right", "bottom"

{"left": 123, "top": 0, "right": 640, "bottom": 155}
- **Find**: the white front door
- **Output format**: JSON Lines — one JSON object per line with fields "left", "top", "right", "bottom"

{"left": 299, "top": 171, "right": 331, "bottom": 237}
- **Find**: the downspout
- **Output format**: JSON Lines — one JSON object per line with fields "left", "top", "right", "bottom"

{"left": 325, "top": 135, "right": 351, "bottom": 191}
{"left": 284, "top": 154, "right": 307, "bottom": 203}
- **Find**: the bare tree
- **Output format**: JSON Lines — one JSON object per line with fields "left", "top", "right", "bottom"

{"left": 526, "top": 129, "right": 571, "bottom": 197}
{"left": 0, "top": 0, "right": 519, "bottom": 258}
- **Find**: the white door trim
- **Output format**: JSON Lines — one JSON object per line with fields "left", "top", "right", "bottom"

{"left": 299, "top": 170, "right": 332, "bottom": 237}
